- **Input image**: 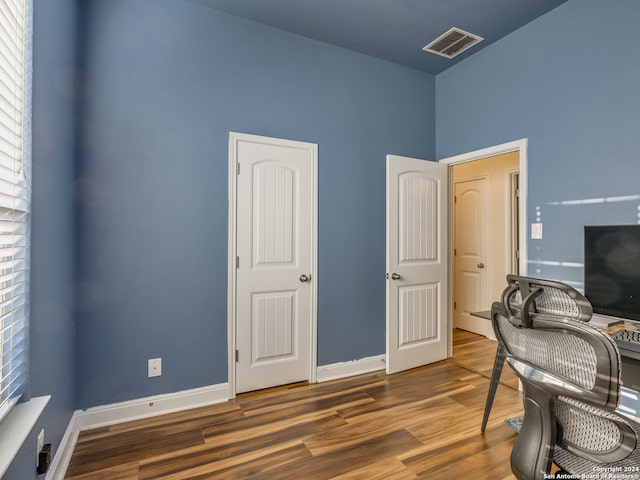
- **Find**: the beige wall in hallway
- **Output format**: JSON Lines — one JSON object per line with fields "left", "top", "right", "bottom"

{"left": 453, "top": 151, "right": 519, "bottom": 335}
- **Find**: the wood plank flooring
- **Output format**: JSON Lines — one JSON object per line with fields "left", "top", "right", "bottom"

{"left": 65, "top": 330, "right": 523, "bottom": 479}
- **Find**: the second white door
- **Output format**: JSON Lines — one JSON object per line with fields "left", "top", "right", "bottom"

{"left": 453, "top": 178, "right": 488, "bottom": 335}
{"left": 233, "top": 133, "right": 316, "bottom": 394}
{"left": 386, "top": 155, "right": 448, "bottom": 374}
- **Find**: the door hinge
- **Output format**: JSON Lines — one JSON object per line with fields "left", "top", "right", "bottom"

{"left": 454, "top": 195, "right": 457, "bottom": 203}
{"left": 236, "top": 256, "right": 239, "bottom": 268}
{"left": 516, "top": 249, "right": 520, "bottom": 259}
{"left": 236, "top": 163, "right": 240, "bottom": 175}
{"left": 454, "top": 301, "right": 457, "bottom": 310}
{"left": 235, "top": 349, "right": 239, "bottom": 362}
{"left": 454, "top": 249, "right": 457, "bottom": 256}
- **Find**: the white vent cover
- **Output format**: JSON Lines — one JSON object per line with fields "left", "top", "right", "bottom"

{"left": 422, "top": 27, "right": 484, "bottom": 59}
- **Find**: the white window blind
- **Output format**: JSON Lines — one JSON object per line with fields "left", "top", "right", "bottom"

{"left": 0, "top": 0, "right": 30, "bottom": 424}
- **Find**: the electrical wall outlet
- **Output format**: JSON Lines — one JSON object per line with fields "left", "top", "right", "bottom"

{"left": 148, "top": 358, "right": 162, "bottom": 377}
{"left": 36, "top": 429, "right": 44, "bottom": 466}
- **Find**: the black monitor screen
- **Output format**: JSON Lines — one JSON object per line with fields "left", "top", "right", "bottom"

{"left": 584, "top": 225, "right": 640, "bottom": 322}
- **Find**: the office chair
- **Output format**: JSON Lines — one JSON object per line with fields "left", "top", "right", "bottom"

{"left": 492, "top": 275, "right": 640, "bottom": 480}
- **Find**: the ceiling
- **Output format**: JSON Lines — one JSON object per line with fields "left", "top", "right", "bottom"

{"left": 188, "top": 0, "right": 568, "bottom": 74}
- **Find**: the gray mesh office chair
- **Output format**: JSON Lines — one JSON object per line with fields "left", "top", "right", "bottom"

{"left": 492, "top": 275, "right": 640, "bottom": 480}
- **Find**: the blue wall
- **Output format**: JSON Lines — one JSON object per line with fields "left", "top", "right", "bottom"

{"left": 436, "top": 0, "right": 640, "bottom": 289}
{"left": 5, "top": 0, "right": 78, "bottom": 478}
{"left": 10, "top": 0, "right": 640, "bottom": 474}
{"left": 75, "top": 0, "right": 435, "bottom": 408}
{"left": 10, "top": 0, "right": 640, "bottom": 475}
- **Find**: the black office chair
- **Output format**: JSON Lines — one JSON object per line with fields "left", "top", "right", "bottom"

{"left": 492, "top": 275, "right": 640, "bottom": 480}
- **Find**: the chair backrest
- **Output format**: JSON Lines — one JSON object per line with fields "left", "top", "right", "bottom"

{"left": 492, "top": 275, "right": 634, "bottom": 479}
{"left": 494, "top": 274, "right": 619, "bottom": 410}
{"left": 500, "top": 274, "right": 593, "bottom": 326}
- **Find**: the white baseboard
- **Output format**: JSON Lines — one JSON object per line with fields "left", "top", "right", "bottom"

{"left": 316, "top": 354, "right": 386, "bottom": 383}
{"left": 46, "top": 383, "right": 229, "bottom": 480}
{"left": 75, "top": 383, "right": 230, "bottom": 431}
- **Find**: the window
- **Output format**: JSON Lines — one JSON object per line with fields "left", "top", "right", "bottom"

{"left": 0, "top": 0, "right": 31, "bottom": 423}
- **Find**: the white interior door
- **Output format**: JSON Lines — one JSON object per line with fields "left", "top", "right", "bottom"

{"left": 386, "top": 154, "right": 448, "bottom": 374}
{"left": 453, "top": 178, "right": 488, "bottom": 335}
{"left": 232, "top": 133, "right": 317, "bottom": 394}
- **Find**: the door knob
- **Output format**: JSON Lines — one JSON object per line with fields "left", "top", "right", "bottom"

{"left": 391, "top": 273, "right": 401, "bottom": 280}
{"left": 299, "top": 274, "right": 310, "bottom": 283}
{"left": 477, "top": 263, "right": 485, "bottom": 269}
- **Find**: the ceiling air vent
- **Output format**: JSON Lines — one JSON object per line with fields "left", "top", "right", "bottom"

{"left": 422, "top": 27, "right": 484, "bottom": 59}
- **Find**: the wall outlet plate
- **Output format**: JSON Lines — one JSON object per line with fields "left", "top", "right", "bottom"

{"left": 36, "top": 429, "right": 44, "bottom": 466}
{"left": 148, "top": 358, "right": 162, "bottom": 377}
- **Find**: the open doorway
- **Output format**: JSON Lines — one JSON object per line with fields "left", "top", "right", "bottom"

{"left": 440, "top": 139, "right": 528, "bottom": 352}
{"left": 451, "top": 151, "right": 520, "bottom": 337}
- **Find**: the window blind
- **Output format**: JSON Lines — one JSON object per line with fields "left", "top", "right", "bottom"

{"left": 0, "top": 0, "right": 30, "bottom": 423}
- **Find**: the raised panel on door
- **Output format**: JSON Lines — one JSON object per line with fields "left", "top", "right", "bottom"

{"left": 253, "top": 163, "right": 295, "bottom": 268}
{"left": 399, "top": 173, "right": 438, "bottom": 264}
{"left": 459, "top": 271, "right": 482, "bottom": 315}
{"left": 252, "top": 290, "right": 296, "bottom": 364}
{"left": 398, "top": 283, "right": 438, "bottom": 348}
{"left": 459, "top": 189, "right": 481, "bottom": 258}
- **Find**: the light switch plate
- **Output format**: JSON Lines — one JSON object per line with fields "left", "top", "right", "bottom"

{"left": 531, "top": 223, "right": 543, "bottom": 239}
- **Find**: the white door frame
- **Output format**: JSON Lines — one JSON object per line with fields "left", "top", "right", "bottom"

{"left": 439, "top": 138, "right": 528, "bottom": 355}
{"left": 227, "top": 132, "right": 318, "bottom": 398}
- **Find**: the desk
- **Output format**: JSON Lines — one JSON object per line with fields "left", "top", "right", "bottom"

{"left": 472, "top": 310, "right": 640, "bottom": 431}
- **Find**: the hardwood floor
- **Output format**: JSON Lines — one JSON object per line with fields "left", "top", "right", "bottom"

{"left": 65, "top": 330, "right": 523, "bottom": 479}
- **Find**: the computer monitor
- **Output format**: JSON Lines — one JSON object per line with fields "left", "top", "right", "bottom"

{"left": 584, "top": 224, "right": 640, "bottom": 323}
